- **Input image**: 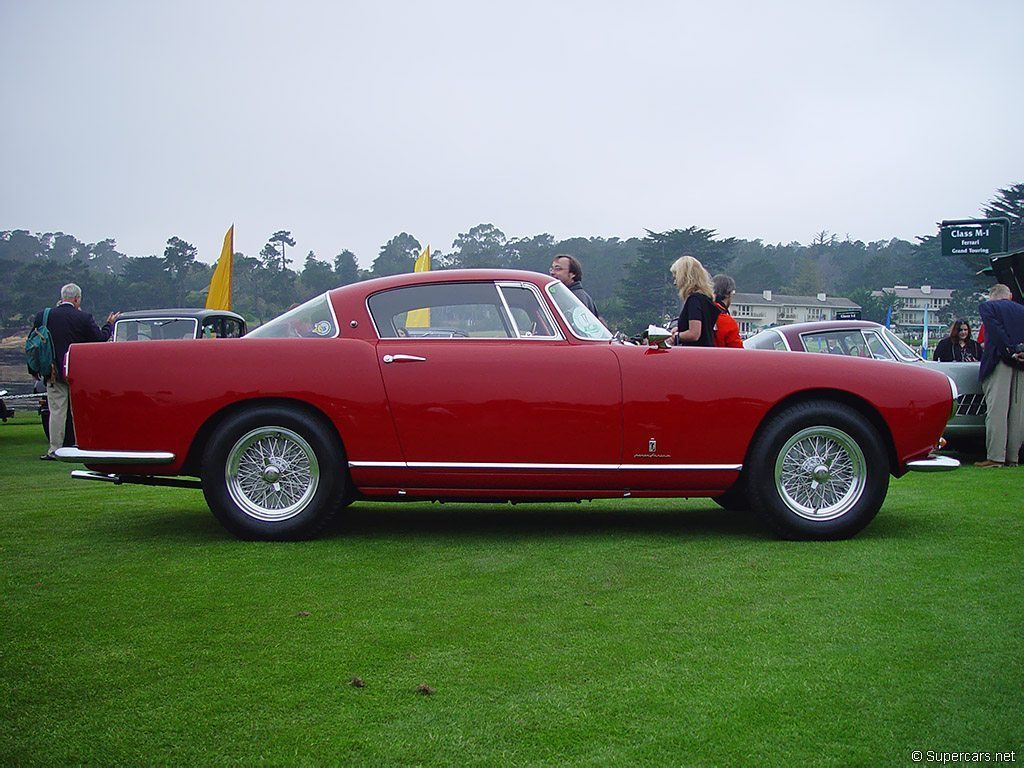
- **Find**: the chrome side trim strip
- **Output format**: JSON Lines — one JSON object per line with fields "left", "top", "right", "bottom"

{"left": 55, "top": 447, "right": 176, "bottom": 464}
{"left": 622, "top": 464, "right": 741, "bottom": 471}
{"left": 349, "top": 461, "right": 742, "bottom": 471}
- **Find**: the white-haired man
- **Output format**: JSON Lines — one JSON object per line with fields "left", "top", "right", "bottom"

{"left": 30, "top": 283, "right": 120, "bottom": 459}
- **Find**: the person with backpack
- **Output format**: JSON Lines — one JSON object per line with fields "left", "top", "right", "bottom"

{"left": 29, "top": 283, "right": 120, "bottom": 460}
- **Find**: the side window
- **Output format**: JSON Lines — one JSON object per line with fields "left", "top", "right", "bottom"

{"left": 369, "top": 283, "right": 513, "bottom": 339}
{"left": 747, "top": 330, "right": 787, "bottom": 351}
{"left": 802, "top": 330, "right": 867, "bottom": 356}
{"left": 201, "top": 318, "right": 242, "bottom": 338}
{"left": 498, "top": 284, "right": 558, "bottom": 339}
{"left": 863, "top": 331, "right": 895, "bottom": 360}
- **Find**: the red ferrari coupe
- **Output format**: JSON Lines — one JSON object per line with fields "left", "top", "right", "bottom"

{"left": 56, "top": 269, "right": 958, "bottom": 541}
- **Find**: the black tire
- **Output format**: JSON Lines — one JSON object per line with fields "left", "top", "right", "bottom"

{"left": 746, "top": 400, "right": 889, "bottom": 541}
{"left": 201, "top": 405, "right": 349, "bottom": 541}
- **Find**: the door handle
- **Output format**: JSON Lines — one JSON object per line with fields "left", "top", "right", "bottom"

{"left": 382, "top": 354, "right": 427, "bottom": 364}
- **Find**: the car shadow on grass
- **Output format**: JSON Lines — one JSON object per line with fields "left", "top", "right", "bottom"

{"left": 112, "top": 499, "right": 930, "bottom": 544}
{"left": 115, "top": 501, "right": 771, "bottom": 543}
{"left": 327, "top": 502, "right": 770, "bottom": 542}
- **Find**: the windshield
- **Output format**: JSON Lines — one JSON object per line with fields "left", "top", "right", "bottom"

{"left": 247, "top": 294, "right": 338, "bottom": 338}
{"left": 881, "top": 327, "right": 922, "bottom": 361}
{"left": 545, "top": 280, "right": 611, "bottom": 341}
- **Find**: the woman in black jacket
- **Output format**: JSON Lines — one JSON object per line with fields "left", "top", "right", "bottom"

{"left": 669, "top": 255, "right": 719, "bottom": 347}
{"left": 933, "top": 318, "right": 983, "bottom": 362}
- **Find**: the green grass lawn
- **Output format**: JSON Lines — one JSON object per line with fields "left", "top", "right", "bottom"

{"left": 1, "top": 418, "right": 1021, "bottom": 766}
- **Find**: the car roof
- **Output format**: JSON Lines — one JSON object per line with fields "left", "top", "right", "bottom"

{"left": 760, "top": 320, "right": 883, "bottom": 339}
{"left": 328, "top": 269, "right": 557, "bottom": 300}
{"left": 116, "top": 308, "right": 245, "bottom": 321}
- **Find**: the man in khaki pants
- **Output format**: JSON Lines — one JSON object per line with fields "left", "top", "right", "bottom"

{"left": 975, "top": 284, "right": 1024, "bottom": 467}
{"left": 30, "top": 283, "right": 119, "bottom": 459}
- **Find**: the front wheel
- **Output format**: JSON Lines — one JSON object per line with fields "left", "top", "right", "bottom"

{"left": 746, "top": 400, "right": 889, "bottom": 540}
{"left": 202, "top": 405, "right": 349, "bottom": 540}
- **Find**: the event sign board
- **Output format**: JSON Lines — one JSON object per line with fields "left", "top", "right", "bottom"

{"left": 940, "top": 218, "right": 1010, "bottom": 258}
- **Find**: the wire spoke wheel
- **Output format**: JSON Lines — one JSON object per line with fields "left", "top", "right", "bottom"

{"left": 226, "top": 426, "right": 319, "bottom": 522}
{"left": 774, "top": 425, "right": 866, "bottom": 521}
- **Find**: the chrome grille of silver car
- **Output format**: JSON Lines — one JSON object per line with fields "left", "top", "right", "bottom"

{"left": 955, "top": 393, "right": 986, "bottom": 417}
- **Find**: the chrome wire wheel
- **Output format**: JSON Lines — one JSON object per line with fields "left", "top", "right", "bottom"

{"left": 774, "top": 425, "right": 866, "bottom": 521}
{"left": 225, "top": 426, "right": 320, "bottom": 522}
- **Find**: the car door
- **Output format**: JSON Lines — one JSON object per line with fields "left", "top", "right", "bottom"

{"left": 613, "top": 344, "right": 746, "bottom": 492}
{"left": 369, "top": 280, "right": 623, "bottom": 490}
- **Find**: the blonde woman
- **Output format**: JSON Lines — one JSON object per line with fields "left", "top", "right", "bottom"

{"left": 670, "top": 255, "right": 719, "bottom": 347}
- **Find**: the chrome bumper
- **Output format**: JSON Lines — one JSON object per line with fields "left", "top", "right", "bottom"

{"left": 55, "top": 447, "right": 176, "bottom": 464}
{"left": 906, "top": 455, "right": 960, "bottom": 472}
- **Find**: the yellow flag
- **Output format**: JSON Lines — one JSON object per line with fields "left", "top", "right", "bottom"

{"left": 413, "top": 244, "right": 431, "bottom": 273}
{"left": 406, "top": 245, "right": 431, "bottom": 327}
{"left": 205, "top": 225, "right": 234, "bottom": 310}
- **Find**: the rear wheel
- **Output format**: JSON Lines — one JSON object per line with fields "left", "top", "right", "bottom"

{"left": 202, "top": 405, "right": 349, "bottom": 540}
{"left": 747, "top": 400, "right": 889, "bottom": 540}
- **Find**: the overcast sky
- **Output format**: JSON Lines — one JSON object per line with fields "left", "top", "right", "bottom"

{"left": 2, "top": 0, "right": 1021, "bottom": 268}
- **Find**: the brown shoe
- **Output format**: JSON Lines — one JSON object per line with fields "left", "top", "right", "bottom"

{"left": 974, "top": 460, "right": 1003, "bottom": 468}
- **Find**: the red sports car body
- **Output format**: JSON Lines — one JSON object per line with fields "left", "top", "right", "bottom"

{"left": 57, "top": 269, "right": 958, "bottom": 541}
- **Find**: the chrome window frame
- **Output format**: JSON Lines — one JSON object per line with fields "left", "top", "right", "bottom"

{"left": 861, "top": 330, "right": 896, "bottom": 360}
{"left": 496, "top": 281, "right": 563, "bottom": 341}
{"left": 367, "top": 281, "right": 563, "bottom": 341}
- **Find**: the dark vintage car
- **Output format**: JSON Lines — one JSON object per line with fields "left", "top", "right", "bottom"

{"left": 744, "top": 320, "right": 984, "bottom": 441}
{"left": 55, "top": 270, "right": 957, "bottom": 541}
{"left": 113, "top": 308, "right": 247, "bottom": 341}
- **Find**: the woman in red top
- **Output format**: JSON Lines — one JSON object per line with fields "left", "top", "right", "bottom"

{"left": 712, "top": 274, "right": 743, "bottom": 348}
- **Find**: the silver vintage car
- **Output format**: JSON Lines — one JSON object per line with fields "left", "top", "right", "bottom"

{"left": 745, "top": 320, "right": 984, "bottom": 442}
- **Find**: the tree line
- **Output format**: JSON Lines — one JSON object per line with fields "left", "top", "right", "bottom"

{"left": 2, "top": 183, "right": 1019, "bottom": 335}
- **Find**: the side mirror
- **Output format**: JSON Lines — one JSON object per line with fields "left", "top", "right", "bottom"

{"left": 646, "top": 325, "right": 672, "bottom": 349}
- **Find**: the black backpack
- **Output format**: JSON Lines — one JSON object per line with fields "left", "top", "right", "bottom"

{"left": 26, "top": 307, "right": 57, "bottom": 382}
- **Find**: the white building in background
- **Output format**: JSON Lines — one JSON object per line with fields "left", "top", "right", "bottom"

{"left": 871, "top": 285, "right": 953, "bottom": 337}
{"left": 731, "top": 291, "right": 862, "bottom": 335}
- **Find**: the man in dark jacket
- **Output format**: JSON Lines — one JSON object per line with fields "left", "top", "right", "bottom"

{"left": 549, "top": 254, "right": 599, "bottom": 319}
{"left": 31, "top": 283, "right": 120, "bottom": 459}
{"left": 975, "top": 284, "right": 1024, "bottom": 467}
